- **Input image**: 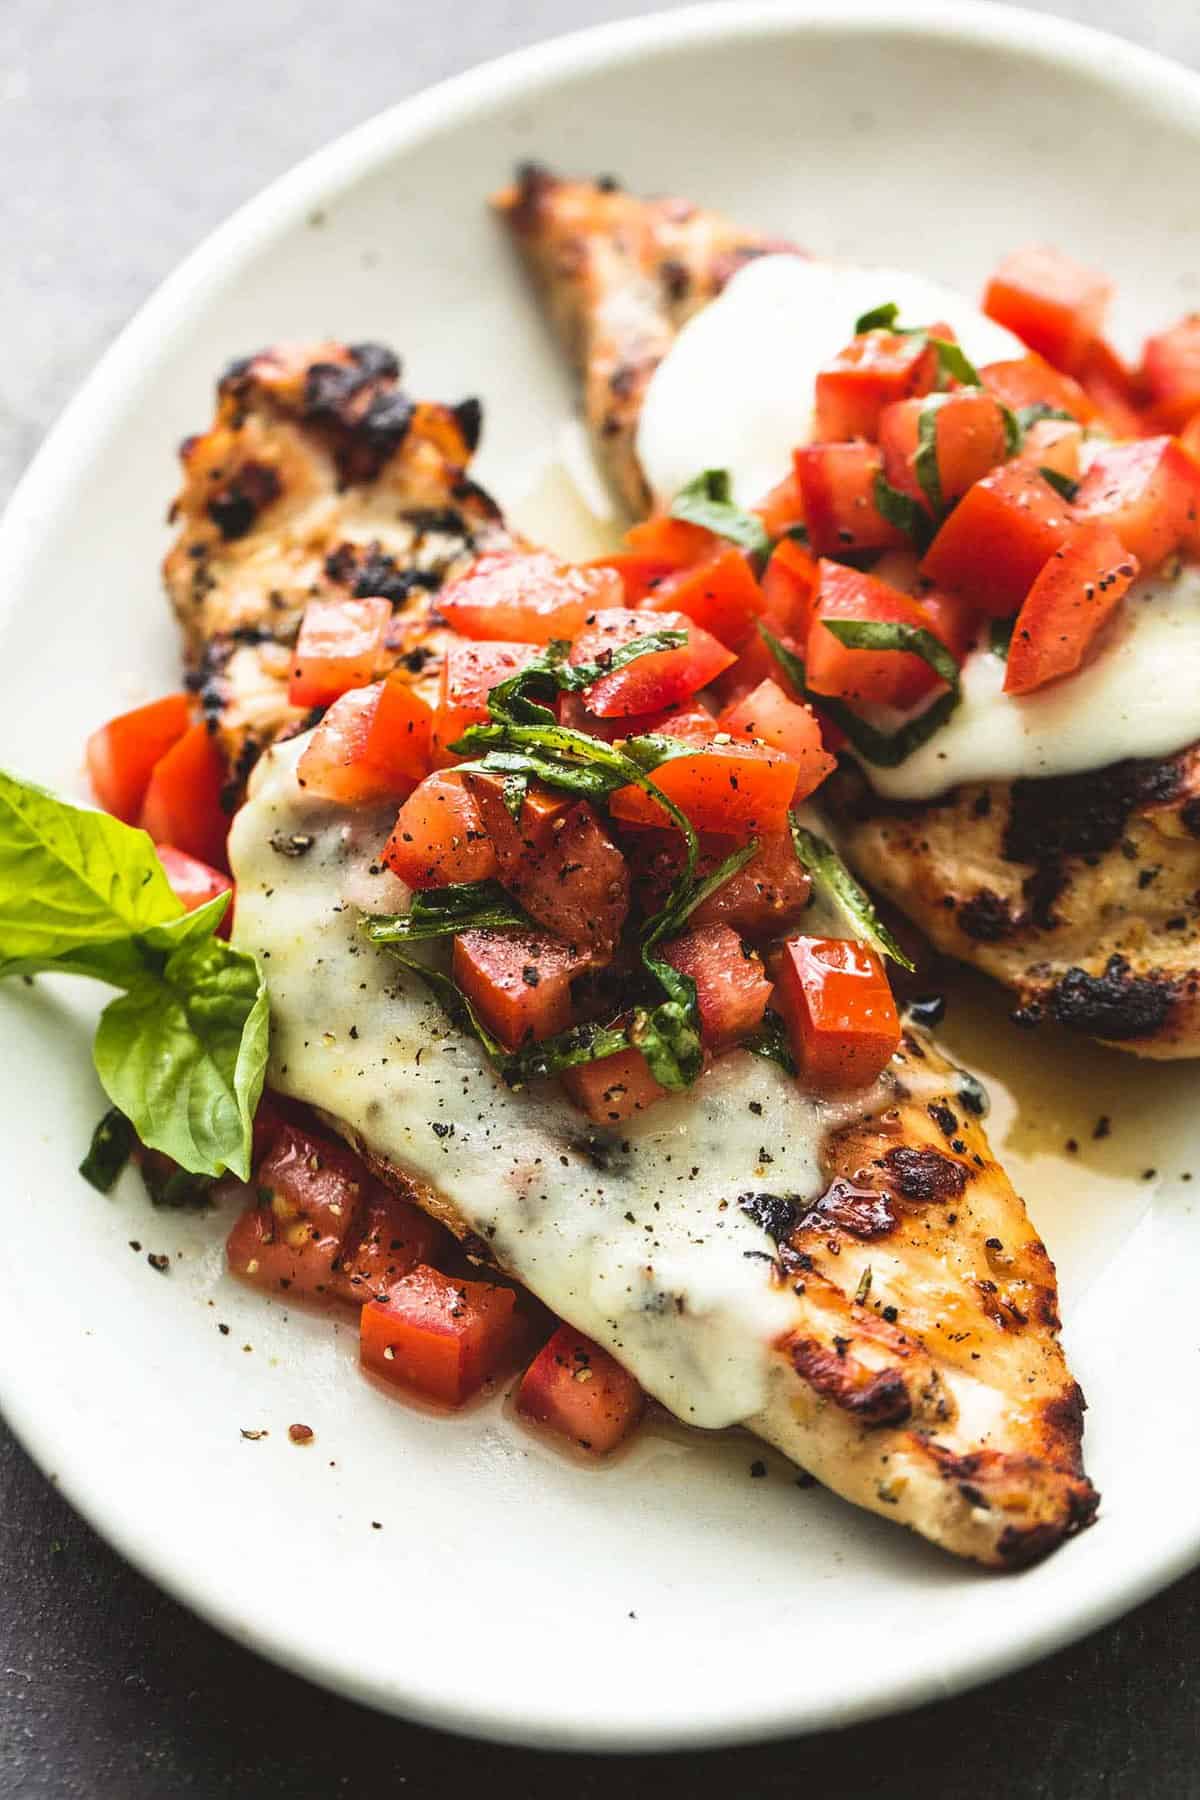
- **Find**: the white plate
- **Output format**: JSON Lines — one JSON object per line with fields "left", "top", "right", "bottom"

{"left": 1, "top": 0, "right": 1199, "bottom": 1753}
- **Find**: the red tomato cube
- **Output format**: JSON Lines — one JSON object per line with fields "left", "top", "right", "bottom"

{"left": 759, "top": 537, "right": 818, "bottom": 637}
{"left": 1077, "top": 338, "right": 1145, "bottom": 439}
{"left": 979, "top": 353, "right": 1096, "bottom": 424}
{"left": 1073, "top": 436, "right": 1200, "bottom": 569}
{"left": 624, "top": 829, "right": 814, "bottom": 940}
{"left": 659, "top": 923, "right": 772, "bottom": 1049}
{"left": 360, "top": 1265, "right": 522, "bottom": 1407}
{"left": 432, "top": 640, "right": 540, "bottom": 763}
{"left": 983, "top": 245, "right": 1113, "bottom": 374}
{"left": 774, "top": 936, "right": 901, "bottom": 1093}
{"left": 561, "top": 1045, "right": 667, "bottom": 1124}
{"left": 1015, "top": 417, "right": 1084, "bottom": 483}
{"left": 647, "top": 545, "right": 766, "bottom": 650}
{"left": 793, "top": 442, "right": 910, "bottom": 556}
{"left": 333, "top": 1189, "right": 448, "bottom": 1308}
{"left": 86, "top": 692, "right": 192, "bottom": 823}
{"left": 622, "top": 515, "right": 718, "bottom": 565}
{"left": 452, "top": 928, "right": 582, "bottom": 1049}
{"left": 288, "top": 597, "right": 391, "bottom": 708}
{"left": 878, "top": 391, "right": 1010, "bottom": 509}
{"left": 718, "top": 678, "right": 836, "bottom": 794}
{"left": 754, "top": 471, "right": 805, "bottom": 540}
{"left": 297, "top": 678, "right": 431, "bottom": 804}
{"left": 1142, "top": 315, "right": 1200, "bottom": 431}
{"left": 570, "top": 607, "right": 735, "bottom": 718}
{"left": 517, "top": 1324, "right": 645, "bottom": 1454}
{"left": 138, "top": 721, "right": 230, "bottom": 871}
{"left": 608, "top": 739, "right": 800, "bottom": 836}
{"left": 920, "top": 464, "right": 1077, "bottom": 616}
{"left": 437, "top": 549, "right": 621, "bottom": 643}
{"left": 807, "top": 562, "right": 955, "bottom": 709}
{"left": 226, "top": 1123, "right": 368, "bottom": 1301}
{"left": 1004, "top": 523, "right": 1139, "bottom": 697}
{"left": 814, "top": 329, "right": 941, "bottom": 441}
{"left": 382, "top": 772, "right": 498, "bottom": 889}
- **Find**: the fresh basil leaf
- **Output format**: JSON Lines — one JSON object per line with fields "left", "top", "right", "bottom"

{"left": 79, "top": 1106, "right": 137, "bottom": 1194}
{"left": 478, "top": 632, "right": 688, "bottom": 732}
{"left": 1000, "top": 403, "right": 1023, "bottom": 458}
{"left": 502, "top": 771, "right": 529, "bottom": 820}
{"left": 138, "top": 1155, "right": 215, "bottom": 1211}
{"left": 989, "top": 615, "right": 1016, "bottom": 659}
{"left": 930, "top": 338, "right": 980, "bottom": 388}
{"left": 914, "top": 402, "right": 944, "bottom": 518}
{"left": 632, "top": 993, "right": 703, "bottom": 1091}
{"left": 0, "top": 768, "right": 184, "bottom": 985}
{"left": 499, "top": 1018, "right": 632, "bottom": 1086}
{"left": 854, "top": 302, "right": 900, "bottom": 333}
{"left": 759, "top": 626, "right": 960, "bottom": 769}
{"left": 872, "top": 471, "right": 933, "bottom": 551}
{"left": 363, "top": 880, "right": 529, "bottom": 943}
{"left": 741, "top": 1009, "right": 796, "bottom": 1076}
{"left": 820, "top": 618, "right": 961, "bottom": 695}
{"left": 92, "top": 934, "right": 268, "bottom": 1181}
{"left": 789, "top": 815, "right": 915, "bottom": 971}
{"left": 1038, "top": 465, "right": 1079, "bottom": 501}
{"left": 1015, "top": 402, "right": 1076, "bottom": 432}
{"left": 670, "top": 469, "right": 770, "bottom": 560}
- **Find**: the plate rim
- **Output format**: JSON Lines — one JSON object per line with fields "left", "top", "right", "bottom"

{"left": 3, "top": 0, "right": 1200, "bottom": 1752}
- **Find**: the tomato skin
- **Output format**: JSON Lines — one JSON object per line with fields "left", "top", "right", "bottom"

{"left": 878, "top": 392, "right": 1009, "bottom": 509}
{"left": 718, "top": 678, "right": 836, "bottom": 793}
{"left": 807, "top": 562, "right": 953, "bottom": 709}
{"left": 154, "top": 844, "right": 232, "bottom": 929}
{"left": 1073, "top": 435, "right": 1200, "bottom": 568}
{"left": 297, "top": 678, "right": 430, "bottom": 804}
{"left": 1004, "top": 523, "right": 1138, "bottom": 697}
{"left": 1142, "top": 315, "right": 1200, "bottom": 431}
{"left": 570, "top": 607, "right": 735, "bottom": 718}
{"left": 814, "top": 329, "right": 941, "bottom": 441}
{"left": 983, "top": 245, "right": 1112, "bottom": 374}
{"left": 360, "top": 1265, "right": 523, "bottom": 1407}
{"left": 86, "top": 692, "right": 192, "bottom": 824}
{"left": 382, "top": 772, "right": 498, "bottom": 889}
{"left": 335, "top": 1189, "right": 447, "bottom": 1308}
{"left": 226, "top": 1123, "right": 367, "bottom": 1302}
{"left": 609, "top": 740, "right": 800, "bottom": 837}
{"left": 622, "top": 515, "right": 717, "bottom": 565}
{"left": 437, "top": 550, "right": 621, "bottom": 643}
{"left": 659, "top": 923, "right": 771, "bottom": 1049}
{"left": 452, "top": 928, "right": 581, "bottom": 1049}
{"left": 589, "top": 551, "right": 677, "bottom": 606}
{"left": 774, "top": 936, "right": 901, "bottom": 1093}
{"left": 979, "top": 353, "right": 1096, "bottom": 424}
{"left": 561, "top": 1044, "right": 667, "bottom": 1124}
{"left": 432, "top": 640, "right": 540, "bottom": 763}
{"left": 793, "top": 442, "right": 909, "bottom": 556}
{"left": 517, "top": 1325, "right": 645, "bottom": 1454}
{"left": 920, "top": 464, "right": 1077, "bottom": 617}
{"left": 1076, "top": 338, "right": 1145, "bottom": 439}
{"left": 646, "top": 545, "right": 766, "bottom": 650}
{"left": 755, "top": 471, "right": 805, "bottom": 541}
{"left": 137, "top": 721, "right": 230, "bottom": 871}
{"left": 759, "top": 537, "right": 818, "bottom": 637}
{"left": 288, "top": 597, "right": 391, "bottom": 708}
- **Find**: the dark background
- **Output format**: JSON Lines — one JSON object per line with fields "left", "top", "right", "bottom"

{"left": 2, "top": 2, "right": 1199, "bottom": 1792}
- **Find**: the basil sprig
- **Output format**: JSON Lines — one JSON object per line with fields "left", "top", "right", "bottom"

{"left": 760, "top": 625, "right": 961, "bottom": 769}
{"left": 364, "top": 880, "right": 530, "bottom": 943}
{"left": 788, "top": 814, "right": 914, "bottom": 971}
{"left": 669, "top": 468, "right": 770, "bottom": 561}
{"left": 0, "top": 768, "right": 267, "bottom": 1179}
{"left": 852, "top": 301, "right": 981, "bottom": 388}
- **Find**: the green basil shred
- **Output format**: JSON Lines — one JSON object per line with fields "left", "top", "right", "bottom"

{"left": 760, "top": 624, "right": 961, "bottom": 768}
{"left": 788, "top": 814, "right": 914, "bottom": 971}
{"left": 78, "top": 1107, "right": 136, "bottom": 1194}
{"left": 669, "top": 468, "right": 770, "bottom": 561}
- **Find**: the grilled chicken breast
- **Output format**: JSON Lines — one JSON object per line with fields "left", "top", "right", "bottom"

{"left": 496, "top": 165, "right": 1200, "bottom": 1057}
{"left": 231, "top": 741, "right": 1096, "bottom": 1568}
{"left": 164, "top": 340, "right": 513, "bottom": 786}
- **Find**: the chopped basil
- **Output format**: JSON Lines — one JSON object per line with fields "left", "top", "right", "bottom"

{"left": 502, "top": 771, "right": 529, "bottom": 820}
{"left": 670, "top": 468, "right": 770, "bottom": 560}
{"left": 931, "top": 339, "right": 981, "bottom": 388}
{"left": 1014, "top": 402, "right": 1076, "bottom": 433}
{"left": 850, "top": 303, "right": 980, "bottom": 388}
{"left": 854, "top": 302, "right": 900, "bottom": 333}
{"left": 741, "top": 1008, "right": 796, "bottom": 1076}
{"left": 1038, "top": 465, "right": 1079, "bottom": 502}
{"left": 1000, "top": 403, "right": 1023, "bottom": 459}
{"left": 79, "top": 1107, "right": 136, "bottom": 1194}
{"left": 873, "top": 471, "right": 933, "bottom": 550}
{"left": 483, "top": 631, "right": 688, "bottom": 729}
{"left": 499, "top": 1018, "right": 633, "bottom": 1085}
{"left": 760, "top": 625, "right": 961, "bottom": 769}
{"left": 789, "top": 815, "right": 914, "bottom": 971}
{"left": 821, "top": 617, "right": 961, "bottom": 695}
{"left": 914, "top": 402, "right": 944, "bottom": 518}
{"left": 363, "top": 880, "right": 530, "bottom": 943}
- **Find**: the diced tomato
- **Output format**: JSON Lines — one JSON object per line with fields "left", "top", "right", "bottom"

{"left": 452, "top": 928, "right": 582, "bottom": 1049}
{"left": 360, "top": 1265, "right": 523, "bottom": 1407}
{"left": 1077, "top": 338, "right": 1145, "bottom": 439}
{"left": 814, "top": 329, "right": 941, "bottom": 441}
{"left": 569, "top": 607, "right": 735, "bottom": 718}
{"left": 517, "top": 1324, "right": 645, "bottom": 1454}
{"left": 288, "top": 597, "right": 391, "bottom": 708}
{"left": 137, "top": 721, "right": 229, "bottom": 871}
{"left": 711, "top": 625, "right": 792, "bottom": 711}
{"left": 609, "top": 739, "right": 800, "bottom": 836}
{"left": 589, "top": 551, "right": 677, "bottom": 606}
{"left": 333, "top": 1188, "right": 447, "bottom": 1308}
{"left": 464, "top": 777, "right": 629, "bottom": 958}
{"left": 562, "top": 1044, "right": 667, "bottom": 1124}
{"left": 793, "top": 442, "right": 909, "bottom": 556}
{"left": 1142, "top": 315, "right": 1200, "bottom": 431}
{"left": 760, "top": 536, "right": 818, "bottom": 636}
{"left": 1003, "top": 523, "right": 1138, "bottom": 697}
{"left": 382, "top": 772, "right": 498, "bottom": 889}
{"left": 432, "top": 640, "right": 539, "bottom": 763}
{"left": 297, "top": 677, "right": 431, "bottom": 803}
{"left": 806, "top": 562, "right": 951, "bottom": 709}
{"left": 86, "top": 693, "right": 193, "bottom": 824}
{"left": 1073, "top": 436, "right": 1200, "bottom": 567}
{"left": 623, "top": 828, "right": 813, "bottom": 939}
{"left": 979, "top": 353, "right": 1095, "bottom": 424}
{"left": 983, "top": 245, "right": 1112, "bottom": 374}
{"left": 912, "top": 587, "right": 981, "bottom": 663}
{"left": 647, "top": 545, "right": 765, "bottom": 650}
{"left": 226, "top": 1123, "right": 368, "bottom": 1301}
{"left": 718, "top": 678, "right": 837, "bottom": 793}
{"left": 659, "top": 924, "right": 771, "bottom": 1049}
{"left": 437, "top": 549, "right": 621, "bottom": 644}
{"left": 755, "top": 471, "right": 805, "bottom": 540}
{"left": 774, "top": 936, "right": 901, "bottom": 1093}
{"left": 1015, "top": 417, "right": 1084, "bottom": 483}
{"left": 1182, "top": 413, "right": 1200, "bottom": 462}
{"left": 622, "top": 515, "right": 718, "bottom": 566}
{"left": 878, "top": 391, "right": 1009, "bottom": 509}
{"left": 155, "top": 844, "right": 232, "bottom": 928}
{"left": 920, "top": 464, "right": 1077, "bottom": 616}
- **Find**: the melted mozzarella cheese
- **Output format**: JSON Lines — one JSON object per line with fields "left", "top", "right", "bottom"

{"left": 230, "top": 741, "right": 873, "bottom": 1430}
{"left": 636, "top": 253, "right": 1022, "bottom": 510}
